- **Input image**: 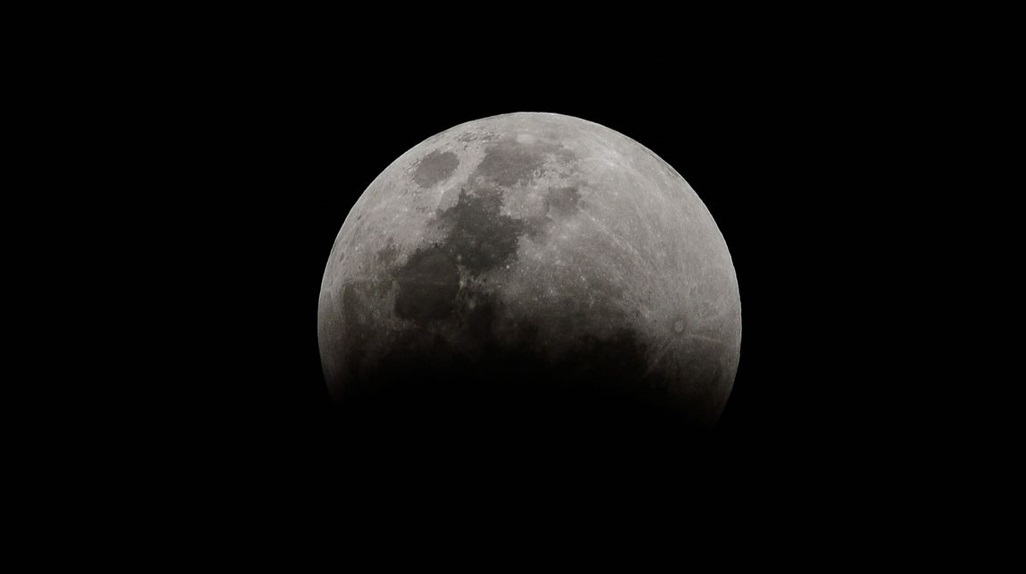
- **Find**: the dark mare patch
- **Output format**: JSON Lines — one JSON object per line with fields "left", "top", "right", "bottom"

{"left": 413, "top": 150, "right": 459, "bottom": 187}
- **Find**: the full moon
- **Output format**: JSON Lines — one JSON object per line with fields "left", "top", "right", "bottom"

{"left": 318, "top": 113, "right": 740, "bottom": 434}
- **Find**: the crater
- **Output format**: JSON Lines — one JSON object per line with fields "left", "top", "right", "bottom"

{"left": 413, "top": 150, "right": 459, "bottom": 187}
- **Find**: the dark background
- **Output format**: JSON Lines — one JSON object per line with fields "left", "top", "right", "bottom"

{"left": 43, "top": 11, "right": 995, "bottom": 553}
{"left": 151, "top": 39, "right": 901, "bottom": 512}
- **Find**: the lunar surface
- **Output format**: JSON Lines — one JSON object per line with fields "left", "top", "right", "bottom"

{"left": 318, "top": 113, "right": 740, "bottom": 434}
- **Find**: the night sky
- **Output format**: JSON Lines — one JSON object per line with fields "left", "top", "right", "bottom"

{"left": 156, "top": 42, "right": 896, "bottom": 514}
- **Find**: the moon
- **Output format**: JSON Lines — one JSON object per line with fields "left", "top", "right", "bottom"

{"left": 318, "top": 112, "right": 740, "bottom": 434}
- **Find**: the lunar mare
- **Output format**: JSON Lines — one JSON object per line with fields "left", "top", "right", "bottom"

{"left": 318, "top": 112, "right": 741, "bottom": 429}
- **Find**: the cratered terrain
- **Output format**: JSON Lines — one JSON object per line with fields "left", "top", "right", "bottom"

{"left": 318, "top": 112, "right": 740, "bottom": 442}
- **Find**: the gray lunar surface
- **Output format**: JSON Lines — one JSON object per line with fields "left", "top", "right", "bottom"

{"left": 318, "top": 112, "right": 741, "bottom": 429}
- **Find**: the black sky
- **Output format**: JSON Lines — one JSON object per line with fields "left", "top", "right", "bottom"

{"left": 149, "top": 40, "right": 904, "bottom": 514}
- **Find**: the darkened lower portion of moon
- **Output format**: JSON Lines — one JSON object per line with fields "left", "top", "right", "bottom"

{"left": 337, "top": 283, "right": 711, "bottom": 441}
{"left": 319, "top": 113, "right": 741, "bottom": 442}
